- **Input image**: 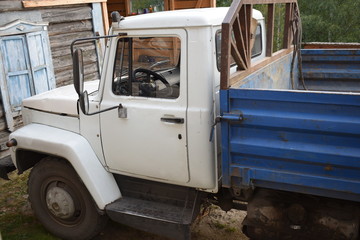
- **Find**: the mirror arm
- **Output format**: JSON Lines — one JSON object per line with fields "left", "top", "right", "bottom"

{"left": 81, "top": 104, "right": 120, "bottom": 116}
{"left": 70, "top": 33, "right": 126, "bottom": 57}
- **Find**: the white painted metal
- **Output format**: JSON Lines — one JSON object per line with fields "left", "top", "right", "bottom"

{"left": 9, "top": 124, "right": 121, "bottom": 209}
{"left": 22, "top": 80, "right": 99, "bottom": 116}
{"left": 22, "top": 107, "right": 79, "bottom": 134}
{"left": 115, "top": 7, "right": 230, "bottom": 29}
{"left": 100, "top": 29, "right": 189, "bottom": 184}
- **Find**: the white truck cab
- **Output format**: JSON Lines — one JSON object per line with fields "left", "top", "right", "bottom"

{"left": 9, "top": 7, "right": 265, "bottom": 240}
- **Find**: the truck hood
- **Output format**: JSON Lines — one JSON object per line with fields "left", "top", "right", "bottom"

{"left": 23, "top": 81, "right": 99, "bottom": 116}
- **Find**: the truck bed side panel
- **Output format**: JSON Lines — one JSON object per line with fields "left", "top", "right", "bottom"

{"left": 220, "top": 89, "right": 360, "bottom": 202}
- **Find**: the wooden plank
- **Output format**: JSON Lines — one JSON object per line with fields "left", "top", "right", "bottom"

{"left": 41, "top": 6, "right": 93, "bottom": 23}
{"left": 55, "top": 62, "right": 99, "bottom": 87}
{"left": 164, "top": 0, "right": 169, "bottom": 11}
{"left": 169, "top": 0, "right": 175, "bottom": 10}
{"left": 102, "top": 2, "right": 110, "bottom": 31}
{"left": 49, "top": 30, "right": 94, "bottom": 48}
{"left": 107, "top": 2, "right": 125, "bottom": 9}
{"left": 231, "top": 39, "right": 247, "bottom": 70}
{"left": 23, "top": 0, "right": 107, "bottom": 8}
{"left": 124, "top": 0, "right": 130, "bottom": 15}
{"left": 195, "top": 0, "right": 204, "bottom": 8}
{"left": 0, "top": 1, "right": 23, "bottom": 12}
{"left": 174, "top": 0, "right": 198, "bottom": 9}
{"left": 245, "top": 4, "right": 252, "bottom": 65}
{"left": 233, "top": 16, "right": 247, "bottom": 69}
{"left": 47, "top": 20, "right": 93, "bottom": 36}
{"left": 220, "top": 22, "right": 231, "bottom": 90}
{"left": 266, "top": 4, "right": 275, "bottom": 56}
{"left": 283, "top": 3, "right": 291, "bottom": 49}
{"left": 209, "top": 0, "right": 216, "bottom": 7}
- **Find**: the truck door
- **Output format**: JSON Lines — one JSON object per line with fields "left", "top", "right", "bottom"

{"left": 100, "top": 30, "right": 189, "bottom": 183}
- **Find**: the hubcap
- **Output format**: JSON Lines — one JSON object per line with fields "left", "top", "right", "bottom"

{"left": 46, "top": 186, "right": 75, "bottom": 219}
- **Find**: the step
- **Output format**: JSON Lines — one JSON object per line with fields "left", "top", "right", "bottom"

{"left": 106, "top": 196, "right": 194, "bottom": 240}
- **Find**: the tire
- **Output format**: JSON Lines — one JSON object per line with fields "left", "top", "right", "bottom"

{"left": 28, "top": 157, "right": 108, "bottom": 240}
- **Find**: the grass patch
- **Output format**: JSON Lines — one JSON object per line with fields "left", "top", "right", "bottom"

{"left": 0, "top": 171, "right": 59, "bottom": 240}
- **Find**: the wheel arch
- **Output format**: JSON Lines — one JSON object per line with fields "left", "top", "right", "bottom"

{"left": 9, "top": 124, "right": 121, "bottom": 209}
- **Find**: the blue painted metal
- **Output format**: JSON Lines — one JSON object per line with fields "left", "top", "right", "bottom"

{"left": 301, "top": 49, "right": 360, "bottom": 91}
{"left": 220, "top": 88, "right": 360, "bottom": 202}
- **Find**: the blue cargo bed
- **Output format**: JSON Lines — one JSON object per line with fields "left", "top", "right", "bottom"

{"left": 220, "top": 49, "right": 360, "bottom": 202}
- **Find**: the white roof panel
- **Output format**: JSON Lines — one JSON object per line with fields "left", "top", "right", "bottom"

{"left": 114, "top": 7, "right": 263, "bottom": 30}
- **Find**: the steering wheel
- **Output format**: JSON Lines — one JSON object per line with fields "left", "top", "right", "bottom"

{"left": 133, "top": 68, "right": 173, "bottom": 97}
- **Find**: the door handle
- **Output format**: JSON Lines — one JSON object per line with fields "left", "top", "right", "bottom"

{"left": 161, "top": 117, "right": 184, "bottom": 124}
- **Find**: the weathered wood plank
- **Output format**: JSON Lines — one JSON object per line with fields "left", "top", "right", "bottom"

{"left": 51, "top": 43, "right": 95, "bottom": 58}
{"left": 48, "top": 30, "right": 95, "bottom": 48}
{"left": 266, "top": 4, "right": 275, "bottom": 57}
{"left": 40, "top": 5, "right": 93, "bottom": 23}
{"left": 23, "top": 0, "right": 106, "bottom": 8}
{"left": 47, "top": 20, "right": 93, "bottom": 36}
{"left": 53, "top": 50, "right": 97, "bottom": 70}
{"left": 55, "top": 63, "right": 100, "bottom": 87}
{"left": 0, "top": 1, "right": 23, "bottom": 12}
{"left": 0, "top": 10, "right": 42, "bottom": 25}
{"left": 107, "top": 3, "right": 125, "bottom": 11}
{"left": 101, "top": 2, "right": 109, "bottom": 31}
{"left": 0, "top": 118, "right": 7, "bottom": 132}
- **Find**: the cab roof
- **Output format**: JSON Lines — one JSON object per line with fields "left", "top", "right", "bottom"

{"left": 113, "top": 7, "right": 264, "bottom": 30}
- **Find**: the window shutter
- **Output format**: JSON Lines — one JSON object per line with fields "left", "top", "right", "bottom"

{"left": 0, "top": 36, "right": 33, "bottom": 111}
{"left": 0, "top": 21, "right": 55, "bottom": 131}
{"left": 26, "top": 31, "right": 55, "bottom": 94}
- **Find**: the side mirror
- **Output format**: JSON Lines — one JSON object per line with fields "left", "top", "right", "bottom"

{"left": 73, "top": 49, "right": 84, "bottom": 96}
{"left": 79, "top": 91, "right": 89, "bottom": 115}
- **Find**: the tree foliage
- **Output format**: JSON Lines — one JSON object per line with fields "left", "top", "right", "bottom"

{"left": 299, "top": 0, "right": 360, "bottom": 42}
{"left": 216, "top": 0, "right": 360, "bottom": 43}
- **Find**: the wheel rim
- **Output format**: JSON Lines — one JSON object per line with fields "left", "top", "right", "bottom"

{"left": 46, "top": 186, "right": 75, "bottom": 219}
{"left": 41, "top": 178, "right": 85, "bottom": 226}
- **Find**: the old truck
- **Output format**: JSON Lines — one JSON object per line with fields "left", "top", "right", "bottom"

{"left": 5, "top": 0, "right": 360, "bottom": 239}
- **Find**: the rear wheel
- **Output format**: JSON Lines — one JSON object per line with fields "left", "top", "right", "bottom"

{"left": 28, "top": 157, "right": 107, "bottom": 240}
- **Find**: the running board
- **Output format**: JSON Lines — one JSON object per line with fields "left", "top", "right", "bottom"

{"left": 106, "top": 196, "right": 195, "bottom": 240}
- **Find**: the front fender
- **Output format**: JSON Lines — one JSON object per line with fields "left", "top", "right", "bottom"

{"left": 9, "top": 124, "right": 121, "bottom": 209}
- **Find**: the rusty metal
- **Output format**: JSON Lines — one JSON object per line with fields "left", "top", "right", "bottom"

{"left": 303, "top": 42, "right": 360, "bottom": 49}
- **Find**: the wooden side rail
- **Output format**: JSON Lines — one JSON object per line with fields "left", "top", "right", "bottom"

{"left": 220, "top": 0, "right": 300, "bottom": 89}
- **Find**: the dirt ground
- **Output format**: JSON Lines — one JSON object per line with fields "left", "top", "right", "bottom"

{"left": 96, "top": 205, "right": 249, "bottom": 240}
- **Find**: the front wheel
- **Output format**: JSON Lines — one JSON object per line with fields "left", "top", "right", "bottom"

{"left": 28, "top": 157, "right": 107, "bottom": 240}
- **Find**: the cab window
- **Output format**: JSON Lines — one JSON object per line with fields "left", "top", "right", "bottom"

{"left": 113, "top": 36, "right": 180, "bottom": 99}
{"left": 216, "top": 24, "right": 263, "bottom": 71}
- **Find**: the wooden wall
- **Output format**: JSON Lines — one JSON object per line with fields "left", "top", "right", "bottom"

{"left": 106, "top": 0, "right": 215, "bottom": 19}
{"left": 40, "top": 5, "right": 100, "bottom": 87}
